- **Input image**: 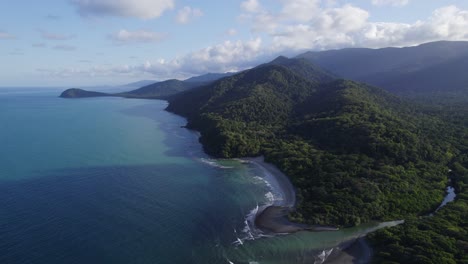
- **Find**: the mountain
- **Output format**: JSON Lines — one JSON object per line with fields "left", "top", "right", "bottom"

{"left": 59, "top": 72, "right": 236, "bottom": 99}
{"left": 118, "top": 79, "right": 206, "bottom": 99}
{"left": 123, "top": 80, "right": 157, "bottom": 88}
{"left": 60, "top": 88, "right": 110, "bottom": 98}
{"left": 167, "top": 60, "right": 456, "bottom": 227}
{"left": 184, "top": 72, "right": 235, "bottom": 83}
{"left": 260, "top": 56, "right": 337, "bottom": 83}
{"left": 298, "top": 41, "right": 468, "bottom": 99}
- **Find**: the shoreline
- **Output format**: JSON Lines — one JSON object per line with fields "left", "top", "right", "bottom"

{"left": 241, "top": 156, "right": 339, "bottom": 234}
{"left": 324, "top": 237, "right": 373, "bottom": 264}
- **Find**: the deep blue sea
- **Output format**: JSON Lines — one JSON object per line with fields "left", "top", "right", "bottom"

{"left": 0, "top": 88, "right": 394, "bottom": 264}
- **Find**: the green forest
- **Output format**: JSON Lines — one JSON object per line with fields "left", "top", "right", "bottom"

{"left": 167, "top": 58, "right": 468, "bottom": 263}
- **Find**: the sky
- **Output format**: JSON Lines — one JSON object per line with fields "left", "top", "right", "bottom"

{"left": 1, "top": 0, "right": 468, "bottom": 87}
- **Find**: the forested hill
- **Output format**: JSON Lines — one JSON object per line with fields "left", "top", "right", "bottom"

{"left": 298, "top": 41, "right": 468, "bottom": 100}
{"left": 119, "top": 79, "right": 206, "bottom": 99}
{"left": 60, "top": 72, "right": 232, "bottom": 99}
{"left": 167, "top": 59, "right": 457, "bottom": 227}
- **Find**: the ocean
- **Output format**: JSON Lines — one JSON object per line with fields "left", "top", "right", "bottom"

{"left": 0, "top": 88, "right": 396, "bottom": 264}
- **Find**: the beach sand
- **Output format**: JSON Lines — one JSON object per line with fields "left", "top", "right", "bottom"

{"left": 324, "top": 237, "right": 373, "bottom": 264}
{"left": 243, "top": 156, "right": 373, "bottom": 263}
{"left": 242, "top": 157, "right": 338, "bottom": 234}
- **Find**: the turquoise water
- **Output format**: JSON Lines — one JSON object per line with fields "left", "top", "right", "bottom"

{"left": 0, "top": 89, "right": 395, "bottom": 264}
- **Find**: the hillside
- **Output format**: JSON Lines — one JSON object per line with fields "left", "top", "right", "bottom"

{"left": 60, "top": 88, "right": 110, "bottom": 98}
{"left": 184, "top": 72, "right": 235, "bottom": 83}
{"left": 119, "top": 79, "right": 206, "bottom": 99}
{"left": 167, "top": 61, "right": 456, "bottom": 227}
{"left": 298, "top": 41, "right": 468, "bottom": 99}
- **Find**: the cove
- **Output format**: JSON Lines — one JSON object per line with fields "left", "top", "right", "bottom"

{"left": 0, "top": 90, "right": 411, "bottom": 263}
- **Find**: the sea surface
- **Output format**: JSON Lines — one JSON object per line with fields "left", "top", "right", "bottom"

{"left": 0, "top": 88, "right": 398, "bottom": 264}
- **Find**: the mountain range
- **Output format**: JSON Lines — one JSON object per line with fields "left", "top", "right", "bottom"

{"left": 297, "top": 41, "right": 468, "bottom": 99}
{"left": 60, "top": 41, "right": 468, "bottom": 262}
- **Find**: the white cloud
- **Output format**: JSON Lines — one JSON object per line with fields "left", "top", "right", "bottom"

{"left": 110, "top": 29, "right": 167, "bottom": 44}
{"left": 38, "top": 38, "right": 264, "bottom": 81}
{"left": 142, "top": 38, "right": 264, "bottom": 77}
{"left": 280, "top": 0, "right": 320, "bottom": 22}
{"left": 371, "top": 0, "right": 409, "bottom": 7}
{"left": 71, "top": 0, "right": 174, "bottom": 19}
{"left": 241, "top": 0, "right": 261, "bottom": 13}
{"left": 0, "top": 31, "right": 16, "bottom": 39}
{"left": 38, "top": 3, "right": 468, "bottom": 83}
{"left": 176, "top": 6, "right": 203, "bottom": 24}
{"left": 239, "top": 1, "right": 468, "bottom": 51}
{"left": 359, "top": 5, "right": 468, "bottom": 47}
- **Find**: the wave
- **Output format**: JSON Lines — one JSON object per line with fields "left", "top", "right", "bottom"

{"left": 314, "top": 248, "right": 334, "bottom": 264}
{"left": 199, "top": 158, "right": 234, "bottom": 169}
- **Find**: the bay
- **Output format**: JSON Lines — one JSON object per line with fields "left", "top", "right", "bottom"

{"left": 0, "top": 88, "right": 395, "bottom": 264}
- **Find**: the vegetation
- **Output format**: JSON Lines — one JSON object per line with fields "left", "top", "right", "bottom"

{"left": 61, "top": 49, "right": 468, "bottom": 262}
{"left": 367, "top": 106, "right": 468, "bottom": 264}
{"left": 60, "top": 88, "right": 111, "bottom": 98}
{"left": 298, "top": 41, "right": 468, "bottom": 99}
{"left": 119, "top": 79, "right": 206, "bottom": 99}
{"left": 167, "top": 58, "right": 459, "bottom": 228}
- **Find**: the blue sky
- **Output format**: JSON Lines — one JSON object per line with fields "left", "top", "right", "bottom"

{"left": 1, "top": 0, "right": 468, "bottom": 87}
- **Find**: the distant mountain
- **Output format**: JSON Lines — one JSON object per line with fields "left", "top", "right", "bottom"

{"left": 167, "top": 60, "right": 453, "bottom": 227}
{"left": 298, "top": 41, "right": 468, "bottom": 99}
{"left": 60, "top": 88, "right": 110, "bottom": 98}
{"left": 260, "top": 56, "right": 337, "bottom": 83}
{"left": 119, "top": 79, "right": 206, "bottom": 99}
{"left": 60, "top": 72, "right": 235, "bottom": 99}
{"left": 184, "top": 72, "right": 235, "bottom": 83}
{"left": 123, "top": 80, "right": 157, "bottom": 88}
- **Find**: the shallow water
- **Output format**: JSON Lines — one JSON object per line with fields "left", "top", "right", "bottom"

{"left": 0, "top": 89, "right": 396, "bottom": 264}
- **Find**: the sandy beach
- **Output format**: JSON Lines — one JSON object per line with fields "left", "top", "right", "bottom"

{"left": 243, "top": 156, "right": 376, "bottom": 264}
{"left": 242, "top": 156, "right": 339, "bottom": 234}
{"left": 324, "top": 237, "right": 373, "bottom": 264}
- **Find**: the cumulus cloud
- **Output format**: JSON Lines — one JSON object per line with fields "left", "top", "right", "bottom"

{"left": 71, "top": 0, "right": 174, "bottom": 19}
{"left": 0, "top": 31, "right": 16, "bottom": 39}
{"left": 280, "top": 0, "right": 321, "bottom": 22}
{"left": 39, "top": 38, "right": 264, "bottom": 81}
{"left": 176, "top": 6, "right": 203, "bottom": 24}
{"left": 110, "top": 29, "right": 167, "bottom": 44}
{"left": 38, "top": 2, "right": 468, "bottom": 83}
{"left": 359, "top": 5, "right": 468, "bottom": 47}
{"left": 241, "top": 0, "right": 261, "bottom": 13}
{"left": 371, "top": 0, "right": 409, "bottom": 7}
{"left": 141, "top": 38, "right": 264, "bottom": 77}
{"left": 239, "top": 1, "right": 468, "bottom": 52}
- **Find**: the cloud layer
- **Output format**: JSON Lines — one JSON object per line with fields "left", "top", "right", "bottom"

{"left": 71, "top": 0, "right": 174, "bottom": 19}
{"left": 39, "top": 0, "right": 468, "bottom": 83}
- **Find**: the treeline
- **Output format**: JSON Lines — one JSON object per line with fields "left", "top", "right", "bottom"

{"left": 167, "top": 60, "right": 458, "bottom": 227}
{"left": 368, "top": 105, "right": 468, "bottom": 264}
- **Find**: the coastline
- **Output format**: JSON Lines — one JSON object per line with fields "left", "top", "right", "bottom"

{"left": 324, "top": 237, "right": 373, "bottom": 264}
{"left": 241, "top": 156, "right": 377, "bottom": 264}
{"left": 241, "top": 156, "right": 339, "bottom": 234}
